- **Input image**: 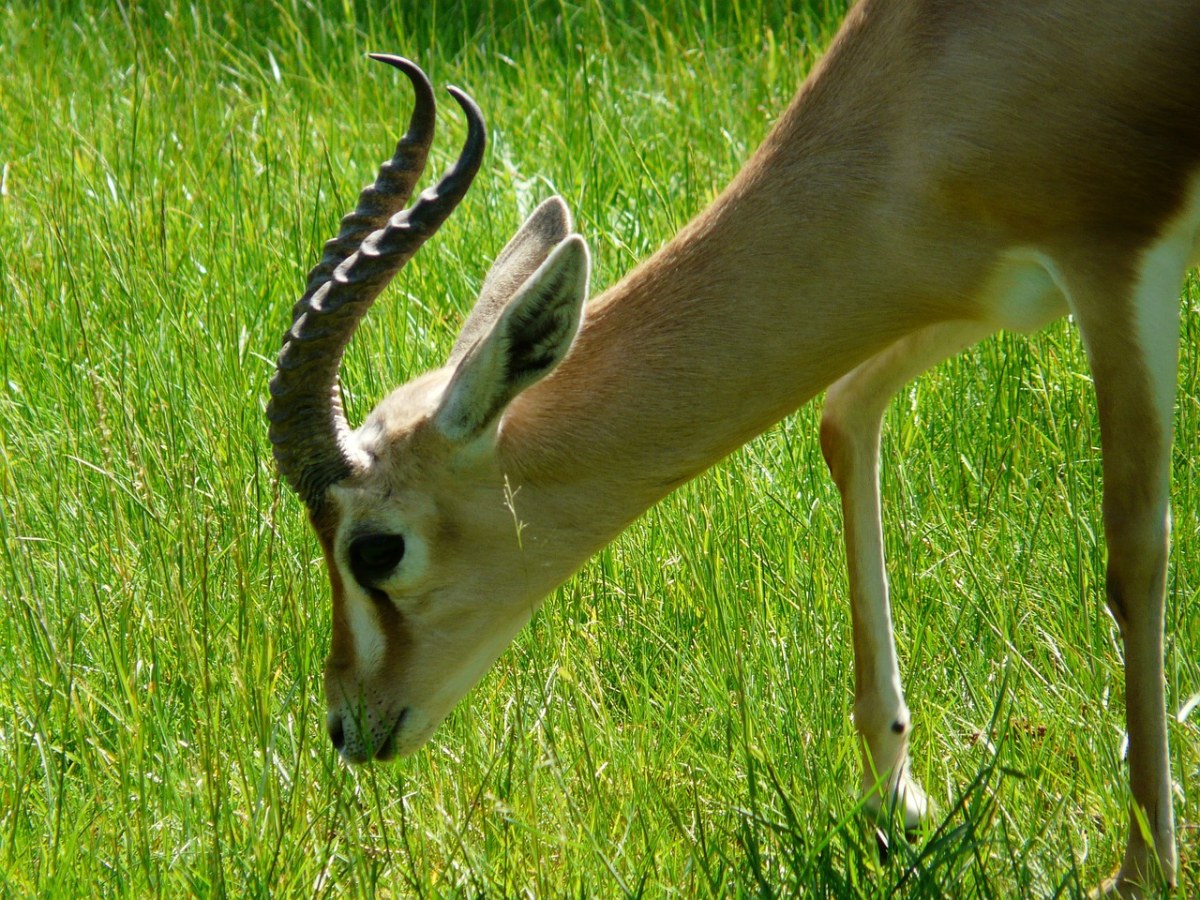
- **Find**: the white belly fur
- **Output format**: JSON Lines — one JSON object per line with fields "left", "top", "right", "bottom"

{"left": 976, "top": 247, "right": 1070, "bottom": 335}
{"left": 977, "top": 171, "right": 1200, "bottom": 342}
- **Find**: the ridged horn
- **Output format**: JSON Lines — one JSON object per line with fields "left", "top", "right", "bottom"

{"left": 295, "top": 56, "right": 436, "bottom": 304}
{"left": 267, "top": 56, "right": 487, "bottom": 508}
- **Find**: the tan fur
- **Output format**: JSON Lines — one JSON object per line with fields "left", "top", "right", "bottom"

{"left": 306, "top": 2, "right": 1200, "bottom": 894}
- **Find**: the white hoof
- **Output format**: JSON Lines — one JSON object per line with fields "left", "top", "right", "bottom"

{"left": 863, "top": 768, "right": 929, "bottom": 833}
{"left": 1091, "top": 858, "right": 1176, "bottom": 899}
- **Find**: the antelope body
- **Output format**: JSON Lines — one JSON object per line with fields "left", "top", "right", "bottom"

{"left": 268, "top": 1, "right": 1200, "bottom": 894}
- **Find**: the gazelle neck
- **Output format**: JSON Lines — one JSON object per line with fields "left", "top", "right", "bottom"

{"left": 499, "top": 160, "right": 909, "bottom": 552}
{"left": 496, "top": 2, "right": 955, "bottom": 556}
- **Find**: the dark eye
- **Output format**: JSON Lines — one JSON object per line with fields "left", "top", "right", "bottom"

{"left": 347, "top": 533, "right": 406, "bottom": 589}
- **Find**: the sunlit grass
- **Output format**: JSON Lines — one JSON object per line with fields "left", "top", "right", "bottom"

{"left": 1, "top": 1, "right": 1197, "bottom": 895}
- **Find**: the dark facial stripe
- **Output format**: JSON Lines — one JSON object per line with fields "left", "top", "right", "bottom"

{"left": 310, "top": 505, "right": 354, "bottom": 674}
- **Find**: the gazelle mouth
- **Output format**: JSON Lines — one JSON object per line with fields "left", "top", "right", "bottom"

{"left": 373, "top": 707, "right": 410, "bottom": 762}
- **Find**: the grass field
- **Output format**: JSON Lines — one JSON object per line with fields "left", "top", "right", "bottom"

{"left": 2, "top": 1, "right": 1198, "bottom": 896}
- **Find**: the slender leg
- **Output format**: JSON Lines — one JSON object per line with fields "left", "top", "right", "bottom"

{"left": 1070, "top": 272, "right": 1180, "bottom": 897}
{"left": 820, "top": 320, "right": 995, "bottom": 829}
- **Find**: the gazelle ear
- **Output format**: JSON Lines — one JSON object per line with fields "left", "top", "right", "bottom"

{"left": 435, "top": 234, "right": 590, "bottom": 443}
{"left": 449, "top": 196, "right": 573, "bottom": 364}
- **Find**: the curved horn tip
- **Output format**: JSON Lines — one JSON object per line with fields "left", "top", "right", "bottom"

{"left": 368, "top": 54, "right": 434, "bottom": 91}
{"left": 368, "top": 53, "right": 419, "bottom": 74}
{"left": 367, "top": 53, "right": 435, "bottom": 146}
{"left": 445, "top": 85, "right": 481, "bottom": 115}
{"left": 445, "top": 85, "right": 487, "bottom": 142}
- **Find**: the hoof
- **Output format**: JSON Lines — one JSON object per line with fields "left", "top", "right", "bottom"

{"left": 1091, "top": 872, "right": 1139, "bottom": 899}
{"left": 863, "top": 769, "right": 929, "bottom": 834}
{"left": 1091, "top": 865, "right": 1174, "bottom": 900}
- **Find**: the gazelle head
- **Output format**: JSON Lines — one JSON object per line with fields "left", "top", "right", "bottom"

{"left": 267, "top": 56, "right": 591, "bottom": 762}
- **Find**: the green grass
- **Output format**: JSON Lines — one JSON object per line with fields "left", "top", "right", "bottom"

{"left": 1, "top": 1, "right": 1197, "bottom": 896}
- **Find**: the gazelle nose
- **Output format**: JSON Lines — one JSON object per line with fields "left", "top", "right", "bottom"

{"left": 327, "top": 713, "right": 345, "bottom": 752}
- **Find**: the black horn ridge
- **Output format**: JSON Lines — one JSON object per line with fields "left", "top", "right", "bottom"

{"left": 267, "top": 57, "right": 487, "bottom": 508}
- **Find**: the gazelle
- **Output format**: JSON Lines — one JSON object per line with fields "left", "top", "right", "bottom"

{"left": 268, "top": 2, "right": 1200, "bottom": 894}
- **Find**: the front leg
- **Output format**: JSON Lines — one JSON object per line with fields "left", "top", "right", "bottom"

{"left": 820, "top": 321, "right": 993, "bottom": 830}
{"left": 1072, "top": 284, "right": 1181, "bottom": 897}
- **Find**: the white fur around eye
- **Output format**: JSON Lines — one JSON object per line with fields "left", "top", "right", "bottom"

{"left": 345, "top": 589, "right": 386, "bottom": 675}
{"left": 342, "top": 516, "right": 430, "bottom": 598}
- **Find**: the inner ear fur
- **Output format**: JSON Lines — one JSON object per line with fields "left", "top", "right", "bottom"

{"left": 434, "top": 234, "right": 590, "bottom": 444}
{"left": 449, "top": 196, "right": 574, "bottom": 364}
